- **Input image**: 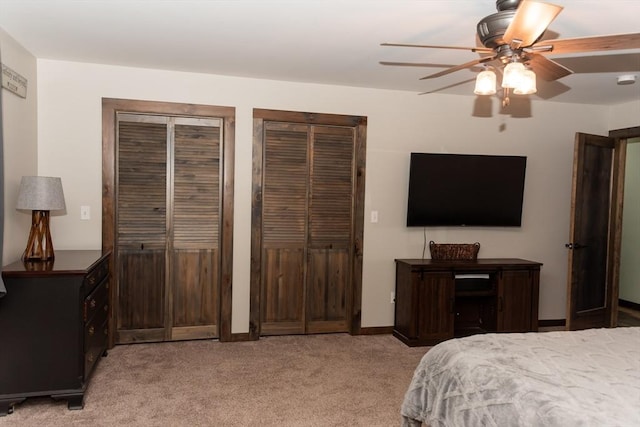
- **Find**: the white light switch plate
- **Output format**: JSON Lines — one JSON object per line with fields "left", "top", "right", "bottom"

{"left": 80, "top": 205, "right": 90, "bottom": 220}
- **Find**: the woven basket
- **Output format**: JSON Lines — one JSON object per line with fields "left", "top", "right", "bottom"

{"left": 429, "top": 241, "right": 480, "bottom": 261}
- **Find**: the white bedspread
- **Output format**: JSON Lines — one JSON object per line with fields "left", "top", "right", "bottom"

{"left": 401, "top": 327, "right": 640, "bottom": 427}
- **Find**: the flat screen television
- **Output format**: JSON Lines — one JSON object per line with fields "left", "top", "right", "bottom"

{"left": 406, "top": 153, "right": 527, "bottom": 227}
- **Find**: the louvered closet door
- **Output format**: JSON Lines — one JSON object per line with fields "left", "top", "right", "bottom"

{"left": 260, "top": 122, "right": 355, "bottom": 335}
{"left": 261, "top": 123, "right": 309, "bottom": 335}
{"left": 306, "top": 126, "right": 354, "bottom": 333}
{"left": 117, "top": 115, "right": 168, "bottom": 343}
{"left": 171, "top": 118, "right": 221, "bottom": 340}
{"left": 116, "top": 114, "right": 222, "bottom": 343}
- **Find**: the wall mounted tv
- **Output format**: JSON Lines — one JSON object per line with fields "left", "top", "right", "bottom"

{"left": 406, "top": 153, "right": 527, "bottom": 227}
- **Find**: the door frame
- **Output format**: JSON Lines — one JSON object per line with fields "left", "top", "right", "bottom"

{"left": 249, "top": 108, "right": 367, "bottom": 340}
{"left": 102, "top": 98, "right": 236, "bottom": 346}
{"left": 566, "top": 126, "right": 639, "bottom": 330}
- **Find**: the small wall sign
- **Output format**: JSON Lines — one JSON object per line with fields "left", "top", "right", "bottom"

{"left": 2, "top": 63, "right": 28, "bottom": 98}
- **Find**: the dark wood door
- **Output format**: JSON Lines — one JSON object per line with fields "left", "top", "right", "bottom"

{"left": 306, "top": 126, "right": 355, "bottom": 333}
{"left": 260, "top": 123, "right": 308, "bottom": 335}
{"left": 116, "top": 114, "right": 222, "bottom": 343}
{"left": 103, "top": 99, "right": 235, "bottom": 346}
{"left": 170, "top": 118, "right": 221, "bottom": 340}
{"left": 259, "top": 122, "right": 355, "bottom": 335}
{"left": 566, "top": 133, "right": 615, "bottom": 330}
{"left": 117, "top": 118, "right": 168, "bottom": 342}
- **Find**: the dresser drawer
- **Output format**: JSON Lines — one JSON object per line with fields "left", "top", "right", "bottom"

{"left": 84, "top": 317, "right": 108, "bottom": 378}
{"left": 84, "top": 302, "right": 108, "bottom": 352}
{"left": 84, "top": 278, "right": 109, "bottom": 322}
{"left": 85, "top": 259, "right": 109, "bottom": 290}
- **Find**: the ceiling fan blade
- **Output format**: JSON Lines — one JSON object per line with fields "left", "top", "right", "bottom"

{"left": 379, "top": 61, "right": 456, "bottom": 68}
{"left": 419, "top": 56, "right": 496, "bottom": 80}
{"left": 535, "top": 33, "right": 640, "bottom": 55}
{"left": 381, "top": 42, "right": 493, "bottom": 53}
{"left": 526, "top": 54, "right": 573, "bottom": 81}
{"left": 503, "top": 0, "right": 563, "bottom": 48}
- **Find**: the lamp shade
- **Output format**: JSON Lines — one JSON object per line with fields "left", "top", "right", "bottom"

{"left": 513, "top": 68, "right": 537, "bottom": 95}
{"left": 474, "top": 69, "right": 497, "bottom": 95}
{"left": 16, "top": 176, "right": 66, "bottom": 211}
{"left": 501, "top": 61, "right": 525, "bottom": 89}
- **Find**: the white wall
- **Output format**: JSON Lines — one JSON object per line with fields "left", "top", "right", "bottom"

{"left": 608, "top": 99, "right": 640, "bottom": 130}
{"left": 0, "top": 28, "right": 37, "bottom": 265}
{"left": 620, "top": 139, "right": 640, "bottom": 303}
{"left": 33, "top": 59, "right": 623, "bottom": 333}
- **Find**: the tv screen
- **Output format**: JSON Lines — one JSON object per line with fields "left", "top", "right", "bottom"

{"left": 406, "top": 153, "right": 527, "bottom": 227}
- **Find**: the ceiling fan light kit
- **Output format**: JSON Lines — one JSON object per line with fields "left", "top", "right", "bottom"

{"left": 381, "top": 0, "right": 640, "bottom": 105}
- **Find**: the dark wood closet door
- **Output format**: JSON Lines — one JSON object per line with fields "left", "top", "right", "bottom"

{"left": 259, "top": 122, "right": 356, "bottom": 335}
{"left": 170, "top": 118, "right": 221, "bottom": 340}
{"left": 306, "top": 126, "right": 355, "bottom": 333}
{"left": 115, "top": 114, "right": 222, "bottom": 343}
{"left": 260, "top": 123, "right": 309, "bottom": 335}
{"left": 116, "top": 117, "right": 168, "bottom": 343}
{"left": 103, "top": 99, "right": 235, "bottom": 346}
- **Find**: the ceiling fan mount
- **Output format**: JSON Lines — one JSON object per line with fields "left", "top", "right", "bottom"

{"left": 380, "top": 0, "right": 640, "bottom": 100}
{"left": 495, "top": 0, "right": 523, "bottom": 11}
{"left": 476, "top": 10, "right": 517, "bottom": 49}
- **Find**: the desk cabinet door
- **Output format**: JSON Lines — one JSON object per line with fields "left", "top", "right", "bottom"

{"left": 417, "top": 271, "right": 455, "bottom": 342}
{"left": 498, "top": 270, "right": 533, "bottom": 332}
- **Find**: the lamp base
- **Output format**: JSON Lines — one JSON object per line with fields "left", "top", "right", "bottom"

{"left": 22, "top": 210, "right": 55, "bottom": 262}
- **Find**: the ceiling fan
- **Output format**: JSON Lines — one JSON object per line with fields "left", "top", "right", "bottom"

{"left": 380, "top": 0, "right": 640, "bottom": 105}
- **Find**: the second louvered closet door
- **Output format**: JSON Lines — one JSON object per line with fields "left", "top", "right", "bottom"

{"left": 116, "top": 114, "right": 222, "bottom": 343}
{"left": 260, "top": 122, "right": 355, "bottom": 335}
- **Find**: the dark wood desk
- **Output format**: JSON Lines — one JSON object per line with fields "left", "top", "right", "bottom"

{"left": 394, "top": 258, "right": 541, "bottom": 346}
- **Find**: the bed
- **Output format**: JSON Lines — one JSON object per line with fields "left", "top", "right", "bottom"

{"left": 401, "top": 327, "right": 640, "bottom": 427}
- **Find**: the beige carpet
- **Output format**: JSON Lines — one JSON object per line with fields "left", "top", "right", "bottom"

{"left": 0, "top": 334, "right": 428, "bottom": 427}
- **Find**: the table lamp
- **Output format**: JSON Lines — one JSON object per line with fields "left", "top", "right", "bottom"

{"left": 16, "top": 176, "right": 66, "bottom": 261}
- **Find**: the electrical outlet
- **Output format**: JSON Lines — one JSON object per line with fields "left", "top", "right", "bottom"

{"left": 371, "top": 210, "right": 379, "bottom": 223}
{"left": 80, "top": 205, "right": 91, "bottom": 220}
{"left": 390, "top": 291, "right": 395, "bottom": 304}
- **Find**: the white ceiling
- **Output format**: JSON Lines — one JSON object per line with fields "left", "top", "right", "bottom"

{"left": 1, "top": 0, "right": 639, "bottom": 106}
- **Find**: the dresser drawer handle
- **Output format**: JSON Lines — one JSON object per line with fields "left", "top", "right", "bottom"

{"left": 104, "top": 328, "right": 109, "bottom": 336}
{"left": 88, "top": 277, "right": 96, "bottom": 285}
{"left": 90, "top": 299, "right": 96, "bottom": 309}
{"left": 87, "top": 352, "right": 94, "bottom": 363}
{"left": 104, "top": 304, "right": 109, "bottom": 312}
{"left": 88, "top": 326, "right": 95, "bottom": 336}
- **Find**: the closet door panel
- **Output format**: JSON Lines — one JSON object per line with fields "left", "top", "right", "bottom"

{"left": 261, "top": 247, "right": 305, "bottom": 335}
{"left": 171, "top": 121, "right": 221, "bottom": 339}
{"left": 171, "top": 249, "right": 218, "bottom": 340}
{"left": 260, "top": 123, "right": 308, "bottom": 334}
{"left": 117, "top": 250, "right": 166, "bottom": 342}
{"left": 116, "top": 119, "right": 168, "bottom": 342}
{"left": 306, "top": 249, "right": 349, "bottom": 333}
{"left": 307, "top": 126, "right": 354, "bottom": 330}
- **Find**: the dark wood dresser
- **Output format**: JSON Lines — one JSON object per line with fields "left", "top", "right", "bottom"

{"left": 0, "top": 250, "right": 110, "bottom": 416}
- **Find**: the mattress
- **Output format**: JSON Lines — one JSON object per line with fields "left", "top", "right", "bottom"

{"left": 401, "top": 327, "right": 640, "bottom": 427}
